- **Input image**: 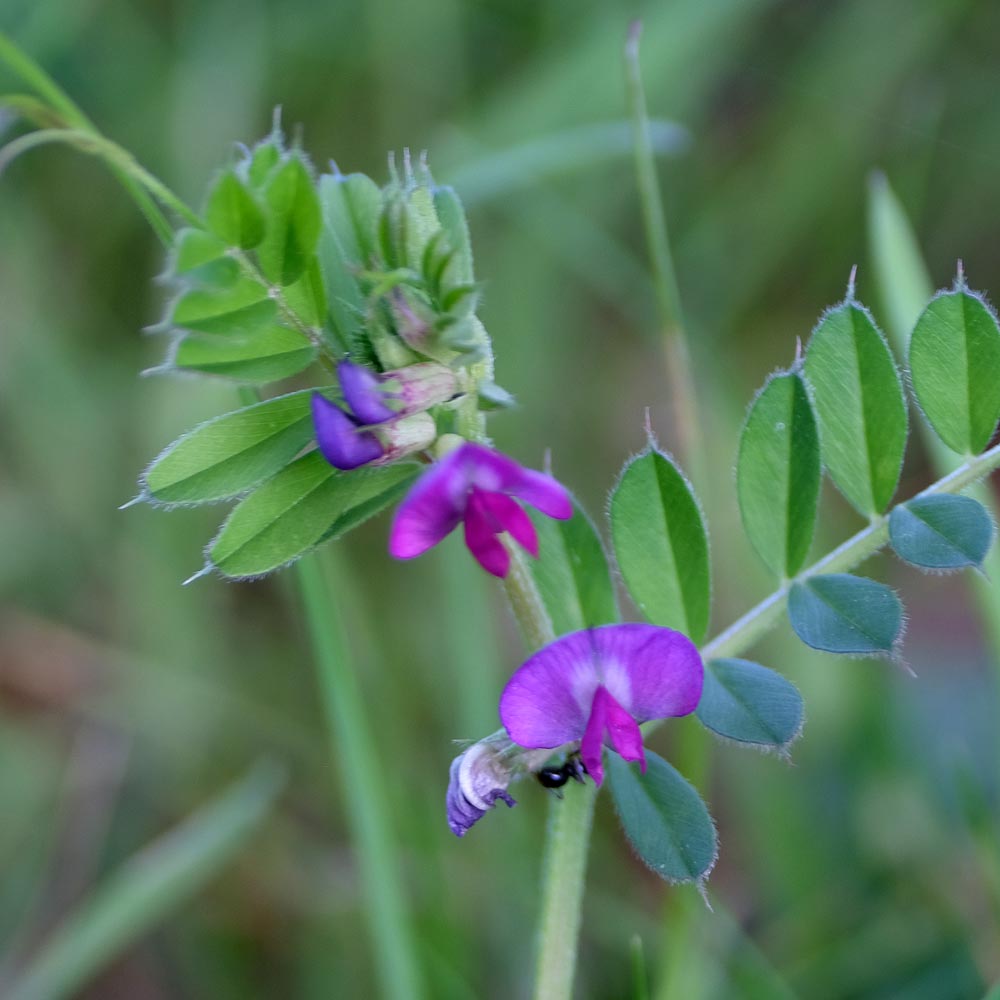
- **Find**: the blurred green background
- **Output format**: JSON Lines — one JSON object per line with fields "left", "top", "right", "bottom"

{"left": 3, "top": 0, "right": 1000, "bottom": 997}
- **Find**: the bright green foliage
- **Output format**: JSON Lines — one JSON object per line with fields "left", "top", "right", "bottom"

{"left": 610, "top": 447, "right": 710, "bottom": 643}
{"left": 171, "top": 326, "right": 316, "bottom": 384}
{"left": 432, "top": 185, "right": 474, "bottom": 286}
{"left": 788, "top": 573, "right": 903, "bottom": 655}
{"left": 607, "top": 751, "right": 717, "bottom": 885}
{"left": 172, "top": 227, "right": 229, "bottom": 274}
{"left": 318, "top": 174, "right": 372, "bottom": 346}
{"left": 205, "top": 170, "right": 265, "bottom": 250}
{"left": 208, "top": 453, "right": 417, "bottom": 578}
{"left": 257, "top": 154, "right": 322, "bottom": 286}
{"left": 696, "top": 659, "right": 803, "bottom": 752}
{"left": 171, "top": 277, "right": 276, "bottom": 335}
{"left": 737, "top": 369, "right": 820, "bottom": 579}
{"left": 245, "top": 137, "right": 282, "bottom": 188}
{"left": 909, "top": 287, "right": 1000, "bottom": 455}
{"left": 528, "top": 502, "right": 618, "bottom": 635}
{"left": 804, "top": 299, "right": 907, "bottom": 514}
{"left": 143, "top": 390, "right": 320, "bottom": 505}
{"left": 889, "top": 494, "right": 995, "bottom": 571}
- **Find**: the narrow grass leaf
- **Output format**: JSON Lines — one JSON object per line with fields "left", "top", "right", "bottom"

{"left": 258, "top": 155, "right": 321, "bottom": 286}
{"left": 528, "top": 500, "right": 618, "bottom": 635}
{"left": 788, "top": 573, "right": 903, "bottom": 655}
{"left": 909, "top": 287, "right": 1000, "bottom": 455}
{"left": 142, "top": 389, "right": 319, "bottom": 504}
{"left": 610, "top": 448, "right": 710, "bottom": 643}
{"left": 208, "top": 453, "right": 417, "bottom": 578}
{"left": 696, "top": 658, "right": 803, "bottom": 752}
{"left": 607, "top": 750, "right": 716, "bottom": 885}
{"left": 6, "top": 764, "right": 283, "bottom": 1000}
{"left": 804, "top": 299, "right": 907, "bottom": 514}
{"left": 889, "top": 494, "right": 995, "bottom": 571}
{"left": 205, "top": 169, "right": 265, "bottom": 249}
{"left": 737, "top": 370, "right": 820, "bottom": 578}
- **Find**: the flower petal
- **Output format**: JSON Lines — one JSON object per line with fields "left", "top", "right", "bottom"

{"left": 499, "top": 625, "right": 704, "bottom": 757}
{"left": 579, "top": 684, "right": 609, "bottom": 785}
{"left": 478, "top": 490, "right": 539, "bottom": 557}
{"left": 499, "top": 630, "right": 602, "bottom": 748}
{"left": 509, "top": 467, "right": 573, "bottom": 520}
{"left": 601, "top": 686, "right": 646, "bottom": 771}
{"left": 590, "top": 624, "right": 703, "bottom": 722}
{"left": 464, "top": 491, "right": 511, "bottom": 577}
{"left": 338, "top": 359, "right": 396, "bottom": 424}
{"left": 458, "top": 443, "right": 570, "bottom": 523}
{"left": 388, "top": 449, "right": 469, "bottom": 559}
{"left": 446, "top": 749, "right": 516, "bottom": 838}
{"left": 312, "top": 393, "right": 384, "bottom": 471}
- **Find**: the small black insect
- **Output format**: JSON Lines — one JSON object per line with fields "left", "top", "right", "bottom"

{"left": 536, "top": 753, "right": 587, "bottom": 793}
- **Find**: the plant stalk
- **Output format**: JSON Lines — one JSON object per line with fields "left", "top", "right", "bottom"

{"left": 502, "top": 546, "right": 598, "bottom": 1000}
{"left": 295, "top": 553, "right": 423, "bottom": 999}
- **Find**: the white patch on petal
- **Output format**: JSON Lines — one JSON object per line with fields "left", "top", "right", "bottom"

{"left": 601, "top": 657, "right": 634, "bottom": 714}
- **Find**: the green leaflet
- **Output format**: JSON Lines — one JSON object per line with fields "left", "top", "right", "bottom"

{"left": 909, "top": 287, "right": 1000, "bottom": 455}
{"left": 317, "top": 174, "right": 370, "bottom": 344}
{"left": 787, "top": 573, "right": 903, "bottom": 656}
{"left": 205, "top": 169, "right": 265, "bottom": 249}
{"left": 889, "top": 494, "right": 995, "bottom": 571}
{"left": 607, "top": 751, "right": 717, "bottom": 886}
{"left": 208, "top": 453, "right": 418, "bottom": 579}
{"left": 528, "top": 501, "right": 618, "bottom": 636}
{"left": 737, "top": 369, "right": 820, "bottom": 579}
{"left": 695, "top": 659, "right": 803, "bottom": 752}
{"left": 142, "top": 389, "right": 320, "bottom": 505}
{"left": 609, "top": 448, "right": 710, "bottom": 643}
{"left": 432, "top": 185, "right": 474, "bottom": 286}
{"left": 171, "top": 325, "right": 317, "bottom": 384}
{"left": 257, "top": 154, "right": 322, "bottom": 286}
{"left": 804, "top": 299, "right": 907, "bottom": 514}
{"left": 171, "top": 276, "right": 276, "bottom": 335}
{"left": 171, "top": 227, "right": 229, "bottom": 274}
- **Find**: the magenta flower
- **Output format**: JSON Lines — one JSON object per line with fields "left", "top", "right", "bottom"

{"left": 499, "top": 625, "right": 703, "bottom": 785}
{"left": 389, "top": 442, "right": 573, "bottom": 577}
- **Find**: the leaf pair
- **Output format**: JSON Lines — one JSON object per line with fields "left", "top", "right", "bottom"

{"left": 141, "top": 391, "right": 417, "bottom": 579}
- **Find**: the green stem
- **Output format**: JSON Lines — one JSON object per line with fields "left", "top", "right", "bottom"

{"left": 702, "top": 439, "right": 1000, "bottom": 661}
{"left": 624, "top": 21, "right": 700, "bottom": 473}
{"left": 501, "top": 546, "right": 597, "bottom": 1000}
{"left": 295, "top": 553, "right": 423, "bottom": 1000}
{"left": 0, "top": 31, "right": 174, "bottom": 245}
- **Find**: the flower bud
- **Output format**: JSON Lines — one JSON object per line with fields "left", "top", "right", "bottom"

{"left": 373, "top": 411, "right": 436, "bottom": 464}
{"left": 446, "top": 741, "right": 516, "bottom": 838}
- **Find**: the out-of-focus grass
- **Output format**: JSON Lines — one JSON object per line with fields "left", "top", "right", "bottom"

{"left": 3, "top": 0, "right": 1000, "bottom": 997}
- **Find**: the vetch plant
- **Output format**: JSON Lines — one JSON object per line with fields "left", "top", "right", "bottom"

{"left": 4, "top": 25, "right": 1000, "bottom": 1000}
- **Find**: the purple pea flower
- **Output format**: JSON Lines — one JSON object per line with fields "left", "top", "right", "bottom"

{"left": 389, "top": 442, "right": 573, "bottom": 577}
{"left": 312, "top": 393, "right": 435, "bottom": 470}
{"left": 311, "top": 359, "right": 457, "bottom": 472}
{"left": 499, "top": 624, "right": 703, "bottom": 786}
{"left": 446, "top": 742, "right": 517, "bottom": 838}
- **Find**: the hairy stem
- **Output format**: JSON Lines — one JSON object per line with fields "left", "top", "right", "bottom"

{"left": 703, "top": 439, "right": 1000, "bottom": 660}
{"left": 502, "top": 546, "right": 597, "bottom": 1000}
